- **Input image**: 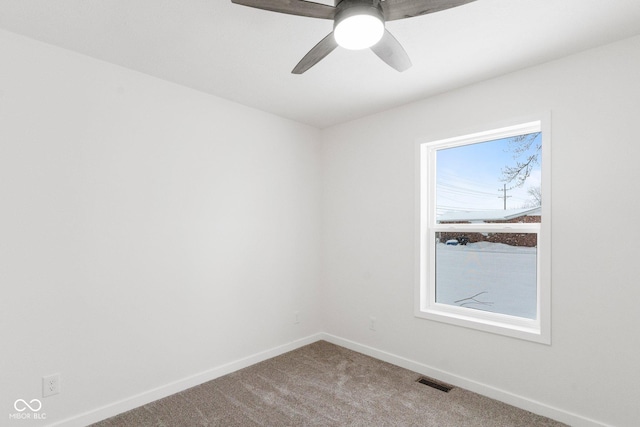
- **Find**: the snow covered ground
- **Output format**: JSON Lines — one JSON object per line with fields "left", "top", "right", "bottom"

{"left": 435, "top": 242, "right": 537, "bottom": 319}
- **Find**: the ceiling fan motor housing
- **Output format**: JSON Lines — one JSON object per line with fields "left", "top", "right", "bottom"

{"left": 335, "top": 0, "right": 385, "bottom": 26}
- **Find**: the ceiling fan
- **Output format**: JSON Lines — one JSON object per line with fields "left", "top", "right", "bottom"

{"left": 230, "top": 0, "right": 476, "bottom": 74}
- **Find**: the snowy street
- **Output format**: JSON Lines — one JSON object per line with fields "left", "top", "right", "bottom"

{"left": 435, "top": 242, "right": 537, "bottom": 319}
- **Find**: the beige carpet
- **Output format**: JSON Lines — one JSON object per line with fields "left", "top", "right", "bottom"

{"left": 91, "top": 341, "right": 566, "bottom": 426}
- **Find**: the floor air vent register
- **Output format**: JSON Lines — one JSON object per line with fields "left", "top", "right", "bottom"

{"left": 416, "top": 376, "right": 454, "bottom": 393}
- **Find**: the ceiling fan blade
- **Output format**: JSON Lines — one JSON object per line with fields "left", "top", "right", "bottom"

{"left": 370, "top": 29, "right": 412, "bottom": 72}
{"left": 231, "top": 0, "right": 336, "bottom": 19}
{"left": 381, "top": 0, "right": 477, "bottom": 21}
{"left": 292, "top": 32, "right": 338, "bottom": 74}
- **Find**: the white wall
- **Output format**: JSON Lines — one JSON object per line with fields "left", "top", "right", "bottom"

{"left": 0, "top": 29, "right": 322, "bottom": 426}
{"left": 320, "top": 35, "right": 640, "bottom": 427}
{"left": 4, "top": 25, "right": 640, "bottom": 427}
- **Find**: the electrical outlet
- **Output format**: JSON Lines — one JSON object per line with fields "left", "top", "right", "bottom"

{"left": 294, "top": 311, "right": 300, "bottom": 324}
{"left": 42, "top": 374, "right": 60, "bottom": 397}
{"left": 369, "top": 316, "right": 376, "bottom": 331}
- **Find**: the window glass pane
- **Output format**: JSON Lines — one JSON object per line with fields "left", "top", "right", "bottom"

{"left": 436, "top": 132, "right": 542, "bottom": 222}
{"left": 435, "top": 233, "right": 537, "bottom": 319}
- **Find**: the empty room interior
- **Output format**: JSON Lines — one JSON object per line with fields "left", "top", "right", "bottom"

{"left": 2, "top": 1, "right": 640, "bottom": 426}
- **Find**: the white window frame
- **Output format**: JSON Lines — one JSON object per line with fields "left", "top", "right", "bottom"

{"left": 415, "top": 115, "right": 551, "bottom": 344}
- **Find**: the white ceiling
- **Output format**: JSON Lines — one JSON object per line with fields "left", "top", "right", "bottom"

{"left": 1, "top": 0, "right": 640, "bottom": 128}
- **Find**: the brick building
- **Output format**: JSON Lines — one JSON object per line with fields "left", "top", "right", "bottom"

{"left": 437, "top": 207, "right": 541, "bottom": 247}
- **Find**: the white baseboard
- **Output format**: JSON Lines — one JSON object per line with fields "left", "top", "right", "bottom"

{"left": 49, "top": 333, "right": 323, "bottom": 427}
{"left": 49, "top": 332, "right": 608, "bottom": 427}
{"left": 319, "top": 333, "right": 609, "bottom": 427}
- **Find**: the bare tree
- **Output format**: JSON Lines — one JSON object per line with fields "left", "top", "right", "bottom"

{"left": 527, "top": 186, "right": 542, "bottom": 206}
{"left": 501, "top": 133, "right": 541, "bottom": 187}
{"left": 518, "top": 186, "right": 542, "bottom": 209}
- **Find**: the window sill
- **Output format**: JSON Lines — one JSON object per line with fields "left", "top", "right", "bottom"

{"left": 415, "top": 305, "right": 550, "bottom": 345}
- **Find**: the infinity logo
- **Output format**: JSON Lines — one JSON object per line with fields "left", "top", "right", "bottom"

{"left": 14, "top": 399, "right": 42, "bottom": 412}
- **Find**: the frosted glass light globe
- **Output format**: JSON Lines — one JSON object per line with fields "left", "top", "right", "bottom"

{"left": 334, "top": 14, "right": 384, "bottom": 50}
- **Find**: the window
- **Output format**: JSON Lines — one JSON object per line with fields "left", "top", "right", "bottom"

{"left": 416, "top": 117, "right": 551, "bottom": 344}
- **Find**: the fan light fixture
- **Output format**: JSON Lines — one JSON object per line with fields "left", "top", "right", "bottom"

{"left": 231, "top": 0, "right": 472, "bottom": 73}
{"left": 334, "top": 4, "right": 384, "bottom": 50}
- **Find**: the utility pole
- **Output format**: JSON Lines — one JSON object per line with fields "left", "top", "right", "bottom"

{"left": 498, "top": 184, "right": 511, "bottom": 210}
